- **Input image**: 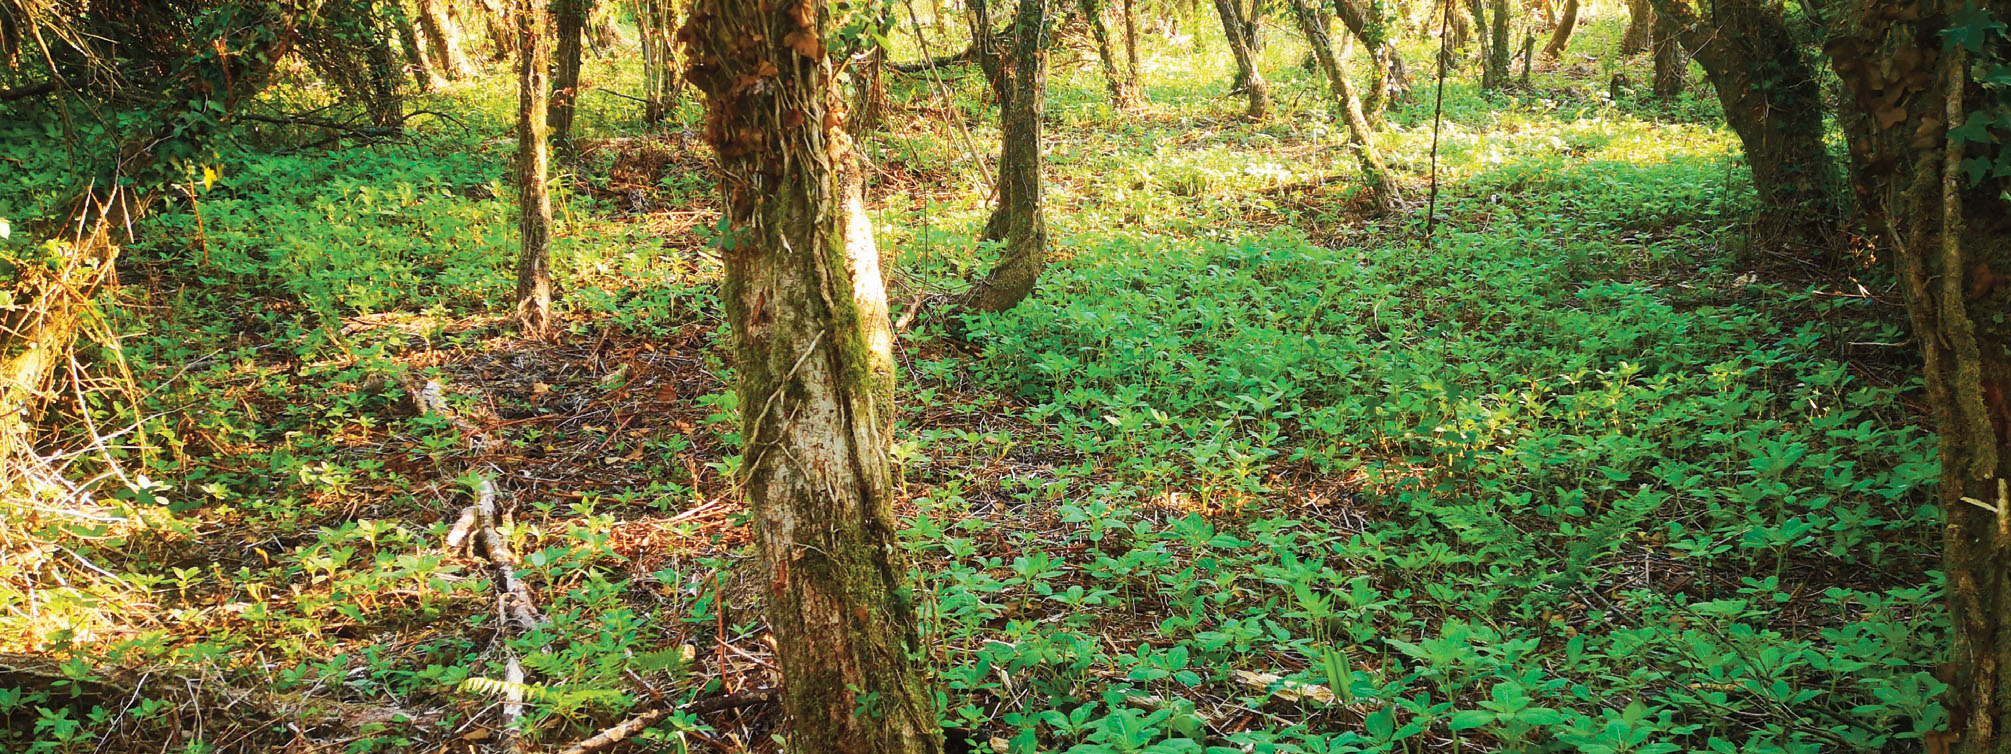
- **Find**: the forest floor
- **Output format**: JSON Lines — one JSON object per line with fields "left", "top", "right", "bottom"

{"left": 0, "top": 13, "right": 1950, "bottom": 754}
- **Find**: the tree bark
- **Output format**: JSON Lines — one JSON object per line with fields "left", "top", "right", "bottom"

{"left": 1123, "top": 0, "right": 1142, "bottom": 94}
{"left": 1649, "top": 6, "right": 1683, "bottom": 96}
{"left": 850, "top": 44, "right": 890, "bottom": 136}
{"left": 1483, "top": 0, "right": 1511, "bottom": 88}
{"left": 417, "top": 0, "right": 473, "bottom": 79}
{"left": 1212, "top": 0, "right": 1272, "bottom": 119}
{"left": 1541, "top": 0, "right": 1578, "bottom": 58}
{"left": 636, "top": 0, "right": 677, "bottom": 124}
{"left": 1333, "top": 0, "right": 1405, "bottom": 123}
{"left": 965, "top": 0, "right": 1053, "bottom": 313}
{"left": 397, "top": 6, "right": 447, "bottom": 91}
{"left": 549, "top": 0, "right": 587, "bottom": 151}
{"left": 515, "top": 0, "right": 553, "bottom": 332}
{"left": 1080, "top": 0, "right": 1142, "bottom": 108}
{"left": 1650, "top": 0, "right": 1837, "bottom": 247}
{"left": 681, "top": 0, "right": 942, "bottom": 750}
{"left": 1821, "top": 3, "right": 2011, "bottom": 752}
{"left": 1289, "top": 0, "right": 1398, "bottom": 213}
{"left": 1619, "top": 0, "right": 1651, "bottom": 54}
{"left": 364, "top": 13, "right": 404, "bottom": 127}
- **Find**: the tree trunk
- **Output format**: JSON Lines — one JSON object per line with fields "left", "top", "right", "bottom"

{"left": 418, "top": 0, "right": 474, "bottom": 79}
{"left": 397, "top": 6, "right": 447, "bottom": 91}
{"left": 1123, "top": 0, "right": 1142, "bottom": 94}
{"left": 1649, "top": 6, "right": 1682, "bottom": 96}
{"left": 1821, "top": 4, "right": 2011, "bottom": 752}
{"left": 681, "top": 0, "right": 942, "bottom": 750}
{"left": 1212, "top": 0, "right": 1272, "bottom": 119}
{"left": 1483, "top": 0, "right": 1511, "bottom": 88}
{"left": 364, "top": 14, "right": 404, "bottom": 127}
{"left": 549, "top": 0, "right": 587, "bottom": 152}
{"left": 966, "top": 0, "right": 1053, "bottom": 313}
{"left": 1081, "top": 0, "right": 1142, "bottom": 108}
{"left": 636, "top": 0, "right": 677, "bottom": 125}
{"left": 1650, "top": 0, "right": 1835, "bottom": 247}
{"left": 1289, "top": 0, "right": 1398, "bottom": 213}
{"left": 850, "top": 44, "right": 889, "bottom": 136}
{"left": 515, "top": 0, "right": 553, "bottom": 332}
{"left": 1618, "top": 0, "right": 1651, "bottom": 54}
{"left": 1333, "top": 0, "right": 1405, "bottom": 123}
{"left": 1541, "top": 0, "right": 1578, "bottom": 58}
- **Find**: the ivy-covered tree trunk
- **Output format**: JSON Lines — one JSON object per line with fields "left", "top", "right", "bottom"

{"left": 966, "top": 0, "right": 1054, "bottom": 313}
{"left": 417, "top": 0, "right": 473, "bottom": 79}
{"left": 514, "top": 0, "right": 553, "bottom": 332}
{"left": 681, "top": 0, "right": 941, "bottom": 750}
{"left": 1213, "top": 0, "right": 1272, "bottom": 118}
{"left": 549, "top": 0, "right": 586, "bottom": 152}
{"left": 1540, "top": 0, "right": 1578, "bottom": 58}
{"left": 1823, "top": 3, "right": 2011, "bottom": 751}
{"left": 1289, "top": 0, "right": 1398, "bottom": 213}
{"left": 1651, "top": 0, "right": 1837, "bottom": 248}
{"left": 1080, "top": 0, "right": 1142, "bottom": 108}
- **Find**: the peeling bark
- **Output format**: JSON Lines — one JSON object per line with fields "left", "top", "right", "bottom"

{"left": 682, "top": 0, "right": 942, "bottom": 750}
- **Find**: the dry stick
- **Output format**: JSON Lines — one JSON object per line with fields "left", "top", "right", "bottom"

{"left": 553, "top": 688, "right": 781, "bottom": 754}
{"left": 1423, "top": 0, "right": 1452, "bottom": 243}
{"left": 410, "top": 377, "right": 542, "bottom": 752}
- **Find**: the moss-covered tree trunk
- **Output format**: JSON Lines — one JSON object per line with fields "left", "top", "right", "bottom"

{"left": 1823, "top": 4, "right": 2011, "bottom": 751}
{"left": 514, "top": 0, "right": 553, "bottom": 332}
{"left": 1289, "top": 0, "right": 1398, "bottom": 212}
{"left": 965, "top": 0, "right": 1054, "bottom": 313}
{"left": 1081, "top": 0, "right": 1143, "bottom": 107}
{"left": 1480, "top": 0, "right": 1511, "bottom": 88}
{"left": 549, "top": 0, "right": 587, "bottom": 152}
{"left": 1333, "top": 0, "right": 1405, "bottom": 123}
{"left": 1213, "top": 0, "right": 1272, "bottom": 118}
{"left": 1651, "top": 0, "right": 1837, "bottom": 248}
{"left": 418, "top": 0, "right": 473, "bottom": 79}
{"left": 681, "top": 0, "right": 940, "bottom": 750}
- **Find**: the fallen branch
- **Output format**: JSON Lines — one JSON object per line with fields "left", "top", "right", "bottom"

{"left": 0, "top": 652, "right": 422, "bottom": 733}
{"left": 554, "top": 687, "right": 780, "bottom": 754}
